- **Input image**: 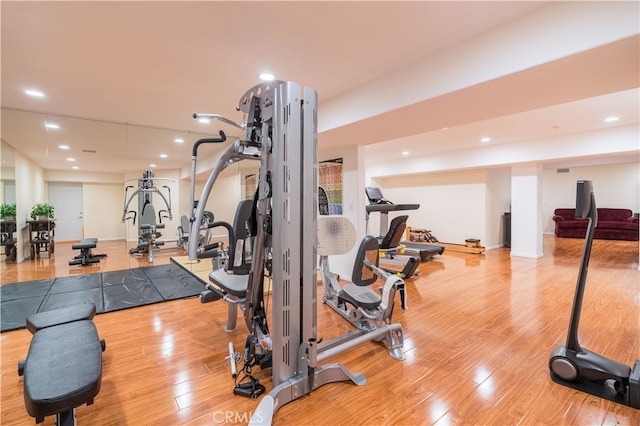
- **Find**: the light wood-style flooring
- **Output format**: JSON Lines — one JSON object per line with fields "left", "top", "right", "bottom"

{"left": 1, "top": 237, "right": 639, "bottom": 425}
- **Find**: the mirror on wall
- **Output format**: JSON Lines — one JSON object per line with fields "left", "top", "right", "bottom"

{"left": 1, "top": 140, "right": 18, "bottom": 261}
{"left": 1, "top": 107, "right": 246, "bottom": 267}
{"left": 1, "top": 140, "right": 16, "bottom": 204}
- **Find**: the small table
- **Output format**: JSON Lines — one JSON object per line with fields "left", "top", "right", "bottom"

{"left": 26, "top": 220, "right": 55, "bottom": 259}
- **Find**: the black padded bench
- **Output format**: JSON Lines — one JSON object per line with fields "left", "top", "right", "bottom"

{"left": 69, "top": 238, "right": 106, "bottom": 266}
{"left": 18, "top": 304, "right": 105, "bottom": 425}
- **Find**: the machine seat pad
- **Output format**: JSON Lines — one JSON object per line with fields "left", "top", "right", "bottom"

{"left": 209, "top": 269, "right": 249, "bottom": 298}
{"left": 26, "top": 304, "right": 96, "bottom": 334}
{"left": 72, "top": 241, "right": 97, "bottom": 250}
{"left": 24, "top": 320, "right": 102, "bottom": 420}
{"left": 340, "top": 284, "right": 381, "bottom": 310}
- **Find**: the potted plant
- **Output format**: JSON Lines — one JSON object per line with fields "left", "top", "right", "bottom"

{"left": 0, "top": 203, "right": 17, "bottom": 221}
{"left": 30, "top": 203, "right": 55, "bottom": 220}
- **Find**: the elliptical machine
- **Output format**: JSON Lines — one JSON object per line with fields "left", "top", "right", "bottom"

{"left": 549, "top": 180, "right": 639, "bottom": 409}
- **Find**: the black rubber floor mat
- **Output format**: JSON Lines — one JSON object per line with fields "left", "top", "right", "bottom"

{"left": 152, "top": 275, "right": 204, "bottom": 300}
{"left": 0, "top": 279, "right": 53, "bottom": 302}
{"left": 0, "top": 296, "right": 45, "bottom": 332}
{"left": 103, "top": 280, "right": 163, "bottom": 312}
{"left": 49, "top": 274, "right": 102, "bottom": 294}
{"left": 1, "top": 264, "right": 204, "bottom": 332}
{"left": 102, "top": 268, "right": 148, "bottom": 286}
{"left": 39, "top": 288, "right": 105, "bottom": 314}
{"left": 140, "top": 263, "right": 188, "bottom": 280}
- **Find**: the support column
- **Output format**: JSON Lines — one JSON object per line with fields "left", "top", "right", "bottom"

{"left": 510, "top": 164, "right": 543, "bottom": 258}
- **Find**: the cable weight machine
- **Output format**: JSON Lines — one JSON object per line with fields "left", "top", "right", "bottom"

{"left": 189, "top": 81, "right": 405, "bottom": 425}
{"left": 122, "top": 170, "right": 174, "bottom": 262}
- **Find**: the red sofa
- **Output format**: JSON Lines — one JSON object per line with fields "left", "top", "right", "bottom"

{"left": 552, "top": 208, "right": 639, "bottom": 241}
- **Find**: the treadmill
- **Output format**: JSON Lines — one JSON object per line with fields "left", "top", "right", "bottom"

{"left": 365, "top": 186, "right": 444, "bottom": 260}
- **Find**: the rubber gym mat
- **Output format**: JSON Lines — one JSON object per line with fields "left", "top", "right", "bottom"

{"left": 139, "top": 263, "right": 189, "bottom": 280}
{"left": 39, "top": 288, "right": 105, "bottom": 314}
{"left": 102, "top": 268, "right": 148, "bottom": 286}
{"left": 102, "top": 280, "right": 163, "bottom": 312}
{"left": 48, "top": 274, "right": 102, "bottom": 294}
{"left": 0, "top": 279, "right": 53, "bottom": 302}
{"left": 0, "top": 296, "right": 45, "bottom": 332}
{"left": 151, "top": 274, "right": 204, "bottom": 300}
{"left": 0, "top": 264, "right": 205, "bottom": 332}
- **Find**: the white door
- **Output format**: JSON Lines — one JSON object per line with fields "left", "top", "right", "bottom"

{"left": 48, "top": 183, "right": 83, "bottom": 241}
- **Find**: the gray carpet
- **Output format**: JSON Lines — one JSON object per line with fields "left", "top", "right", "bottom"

{"left": 0, "top": 264, "right": 205, "bottom": 332}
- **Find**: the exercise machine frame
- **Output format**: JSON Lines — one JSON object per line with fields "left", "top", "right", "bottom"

{"left": 189, "top": 81, "right": 406, "bottom": 424}
{"left": 122, "top": 170, "right": 174, "bottom": 262}
{"left": 549, "top": 179, "right": 639, "bottom": 409}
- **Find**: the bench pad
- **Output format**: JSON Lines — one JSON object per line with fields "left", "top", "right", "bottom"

{"left": 24, "top": 320, "right": 102, "bottom": 421}
{"left": 26, "top": 304, "right": 96, "bottom": 334}
{"left": 72, "top": 241, "right": 97, "bottom": 250}
{"left": 209, "top": 269, "right": 249, "bottom": 298}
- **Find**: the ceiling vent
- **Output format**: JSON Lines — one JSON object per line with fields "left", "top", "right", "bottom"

{"left": 82, "top": 149, "right": 97, "bottom": 154}
{"left": 556, "top": 168, "right": 570, "bottom": 173}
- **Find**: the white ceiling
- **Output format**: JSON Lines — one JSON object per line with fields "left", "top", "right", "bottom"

{"left": 1, "top": 1, "right": 638, "bottom": 175}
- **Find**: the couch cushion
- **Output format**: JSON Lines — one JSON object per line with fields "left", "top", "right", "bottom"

{"left": 558, "top": 219, "right": 588, "bottom": 229}
{"left": 553, "top": 208, "right": 577, "bottom": 220}
{"left": 598, "top": 221, "right": 639, "bottom": 232}
{"left": 597, "top": 208, "right": 632, "bottom": 222}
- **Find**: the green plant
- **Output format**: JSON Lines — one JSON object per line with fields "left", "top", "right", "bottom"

{"left": 30, "top": 203, "right": 55, "bottom": 220}
{"left": 0, "top": 203, "right": 17, "bottom": 219}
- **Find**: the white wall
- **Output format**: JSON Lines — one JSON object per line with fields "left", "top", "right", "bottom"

{"left": 542, "top": 162, "right": 640, "bottom": 234}
{"left": 193, "top": 169, "right": 243, "bottom": 239}
{"left": 379, "top": 170, "right": 489, "bottom": 245}
{"left": 83, "top": 183, "right": 126, "bottom": 240}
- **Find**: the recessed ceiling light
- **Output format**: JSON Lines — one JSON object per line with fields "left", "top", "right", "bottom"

{"left": 259, "top": 72, "right": 275, "bottom": 81}
{"left": 401, "top": 151, "right": 410, "bottom": 156}
{"left": 174, "top": 138, "right": 184, "bottom": 143}
{"left": 604, "top": 116, "right": 619, "bottom": 123}
{"left": 160, "top": 154, "right": 168, "bottom": 158}
{"left": 59, "top": 145, "right": 70, "bottom": 150}
{"left": 66, "top": 157, "right": 75, "bottom": 162}
{"left": 198, "top": 118, "right": 210, "bottom": 124}
{"left": 149, "top": 163, "right": 157, "bottom": 168}
{"left": 45, "top": 122, "right": 60, "bottom": 129}
{"left": 25, "top": 89, "right": 45, "bottom": 97}
{"left": 72, "top": 166, "right": 79, "bottom": 170}
{"left": 481, "top": 137, "right": 491, "bottom": 143}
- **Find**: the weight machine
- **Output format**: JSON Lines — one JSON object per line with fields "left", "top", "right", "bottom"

{"left": 318, "top": 215, "right": 407, "bottom": 361}
{"left": 188, "top": 81, "right": 406, "bottom": 424}
{"left": 122, "top": 170, "right": 173, "bottom": 263}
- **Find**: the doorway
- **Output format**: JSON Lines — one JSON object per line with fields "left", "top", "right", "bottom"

{"left": 48, "top": 183, "right": 83, "bottom": 241}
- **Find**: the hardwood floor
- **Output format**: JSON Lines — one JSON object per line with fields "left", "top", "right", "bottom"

{"left": 1, "top": 237, "right": 639, "bottom": 425}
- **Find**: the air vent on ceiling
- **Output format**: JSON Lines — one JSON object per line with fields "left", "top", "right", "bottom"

{"left": 82, "top": 149, "right": 97, "bottom": 154}
{"left": 556, "top": 168, "right": 570, "bottom": 173}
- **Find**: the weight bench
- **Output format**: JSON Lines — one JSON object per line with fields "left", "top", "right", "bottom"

{"left": 17, "top": 304, "right": 106, "bottom": 425}
{"left": 69, "top": 238, "right": 107, "bottom": 266}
